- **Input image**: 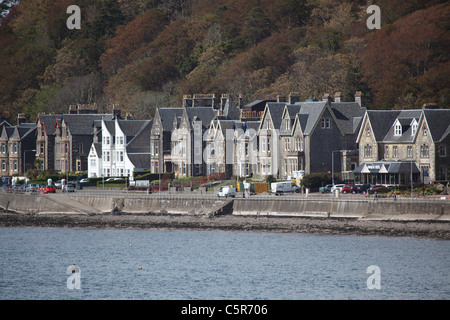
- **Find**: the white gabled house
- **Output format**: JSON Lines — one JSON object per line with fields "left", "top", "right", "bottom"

{"left": 87, "top": 142, "right": 102, "bottom": 178}
{"left": 88, "top": 118, "right": 152, "bottom": 178}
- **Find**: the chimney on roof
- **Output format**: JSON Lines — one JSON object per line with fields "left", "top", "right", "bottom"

{"left": 69, "top": 105, "right": 77, "bottom": 114}
{"left": 422, "top": 103, "right": 439, "bottom": 109}
{"left": 112, "top": 104, "right": 121, "bottom": 118}
{"left": 355, "top": 91, "right": 363, "bottom": 106}
{"left": 322, "top": 93, "right": 332, "bottom": 102}
{"left": 125, "top": 113, "right": 132, "bottom": 120}
{"left": 334, "top": 92, "right": 343, "bottom": 103}
{"left": 288, "top": 92, "right": 300, "bottom": 104}
{"left": 277, "top": 95, "right": 286, "bottom": 103}
{"left": 17, "top": 113, "right": 26, "bottom": 125}
{"left": 183, "top": 95, "right": 192, "bottom": 108}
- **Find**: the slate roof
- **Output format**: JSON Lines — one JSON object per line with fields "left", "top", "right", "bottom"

{"left": 330, "top": 102, "right": 367, "bottom": 135}
{"left": 127, "top": 154, "right": 151, "bottom": 170}
{"left": 364, "top": 110, "right": 401, "bottom": 142}
{"left": 363, "top": 109, "right": 450, "bottom": 143}
{"left": 93, "top": 142, "right": 102, "bottom": 158}
{"left": 186, "top": 107, "right": 216, "bottom": 130}
{"left": 61, "top": 114, "right": 114, "bottom": 135}
{"left": 216, "top": 119, "right": 237, "bottom": 137}
{"left": 296, "top": 101, "right": 327, "bottom": 135}
{"left": 422, "top": 109, "right": 450, "bottom": 142}
{"left": 36, "top": 114, "right": 62, "bottom": 136}
{"left": 265, "top": 102, "right": 288, "bottom": 130}
{"left": 157, "top": 108, "right": 184, "bottom": 131}
{"left": 126, "top": 120, "right": 152, "bottom": 154}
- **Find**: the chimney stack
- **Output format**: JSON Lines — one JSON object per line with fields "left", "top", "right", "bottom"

{"left": 276, "top": 95, "right": 286, "bottom": 103}
{"left": 322, "top": 93, "right": 332, "bottom": 102}
{"left": 288, "top": 92, "right": 300, "bottom": 104}
{"left": 112, "top": 104, "right": 121, "bottom": 118}
{"left": 334, "top": 92, "right": 343, "bottom": 103}
{"left": 355, "top": 91, "right": 363, "bottom": 106}
{"left": 17, "top": 113, "right": 26, "bottom": 125}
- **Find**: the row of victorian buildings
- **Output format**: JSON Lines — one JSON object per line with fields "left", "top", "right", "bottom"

{"left": 1, "top": 92, "right": 449, "bottom": 185}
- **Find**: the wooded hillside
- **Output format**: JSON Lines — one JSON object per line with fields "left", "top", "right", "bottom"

{"left": 0, "top": 0, "right": 448, "bottom": 122}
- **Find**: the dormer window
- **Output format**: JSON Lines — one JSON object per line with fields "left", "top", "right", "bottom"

{"left": 411, "top": 119, "right": 418, "bottom": 136}
{"left": 394, "top": 120, "right": 402, "bottom": 136}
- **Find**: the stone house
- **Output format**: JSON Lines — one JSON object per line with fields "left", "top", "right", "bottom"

{"left": 0, "top": 114, "right": 36, "bottom": 176}
{"left": 258, "top": 92, "right": 366, "bottom": 180}
{"left": 54, "top": 113, "right": 114, "bottom": 173}
{"left": 35, "top": 114, "right": 62, "bottom": 171}
{"left": 355, "top": 107, "right": 450, "bottom": 184}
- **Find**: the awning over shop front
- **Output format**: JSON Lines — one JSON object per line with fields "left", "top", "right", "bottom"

{"left": 353, "top": 161, "right": 420, "bottom": 174}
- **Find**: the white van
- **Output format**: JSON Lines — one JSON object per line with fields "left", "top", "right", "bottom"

{"left": 271, "top": 181, "right": 300, "bottom": 195}
{"left": 217, "top": 186, "right": 236, "bottom": 198}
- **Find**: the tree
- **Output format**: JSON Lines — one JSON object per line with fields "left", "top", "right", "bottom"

{"left": 274, "top": 0, "right": 309, "bottom": 28}
{"left": 361, "top": 4, "right": 449, "bottom": 108}
{"left": 242, "top": 6, "right": 271, "bottom": 47}
{"left": 92, "top": 0, "right": 125, "bottom": 39}
{"left": 99, "top": 9, "right": 168, "bottom": 77}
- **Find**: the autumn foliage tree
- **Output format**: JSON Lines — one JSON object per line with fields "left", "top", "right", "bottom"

{"left": 361, "top": 4, "right": 449, "bottom": 109}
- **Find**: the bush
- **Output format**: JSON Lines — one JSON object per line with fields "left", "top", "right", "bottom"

{"left": 301, "top": 172, "right": 341, "bottom": 189}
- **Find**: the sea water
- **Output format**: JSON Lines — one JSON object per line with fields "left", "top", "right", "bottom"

{"left": 0, "top": 227, "right": 448, "bottom": 300}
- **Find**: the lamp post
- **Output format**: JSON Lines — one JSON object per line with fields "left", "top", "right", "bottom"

{"left": 23, "top": 149, "right": 36, "bottom": 174}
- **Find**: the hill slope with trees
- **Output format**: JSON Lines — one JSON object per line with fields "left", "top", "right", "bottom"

{"left": 0, "top": 0, "right": 448, "bottom": 122}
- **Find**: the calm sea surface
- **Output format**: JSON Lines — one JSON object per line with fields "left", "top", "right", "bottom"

{"left": 0, "top": 227, "right": 448, "bottom": 300}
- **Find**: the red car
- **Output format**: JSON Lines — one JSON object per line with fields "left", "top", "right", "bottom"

{"left": 341, "top": 184, "right": 355, "bottom": 193}
{"left": 43, "top": 185, "right": 56, "bottom": 193}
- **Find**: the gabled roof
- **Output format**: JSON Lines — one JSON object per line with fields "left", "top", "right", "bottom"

{"left": 125, "top": 120, "right": 152, "bottom": 154}
{"left": 127, "top": 153, "right": 151, "bottom": 170}
{"left": 10, "top": 123, "right": 36, "bottom": 140}
{"left": 358, "top": 109, "right": 450, "bottom": 144}
{"left": 296, "top": 101, "right": 327, "bottom": 135}
{"left": 117, "top": 119, "right": 149, "bottom": 139}
{"left": 60, "top": 114, "right": 114, "bottom": 135}
{"left": 216, "top": 119, "right": 236, "bottom": 138}
{"left": 422, "top": 109, "right": 450, "bottom": 142}
{"left": 157, "top": 108, "right": 184, "bottom": 131}
{"left": 330, "top": 102, "right": 366, "bottom": 135}
{"left": 185, "top": 107, "right": 217, "bottom": 130}
{"left": 36, "top": 114, "right": 62, "bottom": 136}
{"left": 259, "top": 102, "right": 286, "bottom": 132}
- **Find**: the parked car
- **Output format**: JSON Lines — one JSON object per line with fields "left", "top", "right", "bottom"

{"left": 217, "top": 186, "right": 236, "bottom": 198}
{"left": 349, "top": 184, "right": 361, "bottom": 194}
{"left": 331, "top": 184, "right": 345, "bottom": 193}
{"left": 356, "top": 184, "right": 372, "bottom": 194}
{"left": 25, "top": 184, "right": 38, "bottom": 193}
{"left": 341, "top": 184, "right": 355, "bottom": 193}
{"left": 371, "top": 185, "right": 387, "bottom": 191}
{"left": 319, "top": 184, "right": 333, "bottom": 193}
{"left": 63, "top": 184, "right": 75, "bottom": 192}
{"left": 54, "top": 180, "right": 62, "bottom": 188}
{"left": 79, "top": 178, "right": 88, "bottom": 183}
{"left": 43, "top": 185, "right": 56, "bottom": 193}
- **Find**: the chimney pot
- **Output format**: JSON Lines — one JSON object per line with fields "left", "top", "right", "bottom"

{"left": 355, "top": 91, "right": 363, "bottom": 106}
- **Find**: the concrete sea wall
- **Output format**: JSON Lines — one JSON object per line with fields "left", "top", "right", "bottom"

{"left": 232, "top": 198, "right": 450, "bottom": 221}
{"left": 0, "top": 193, "right": 449, "bottom": 221}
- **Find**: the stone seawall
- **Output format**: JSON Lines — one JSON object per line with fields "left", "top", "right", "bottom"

{"left": 0, "top": 193, "right": 449, "bottom": 221}
{"left": 232, "top": 198, "right": 450, "bottom": 221}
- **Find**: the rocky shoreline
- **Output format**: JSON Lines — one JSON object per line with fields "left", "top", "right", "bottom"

{"left": 1, "top": 209, "right": 450, "bottom": 240}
